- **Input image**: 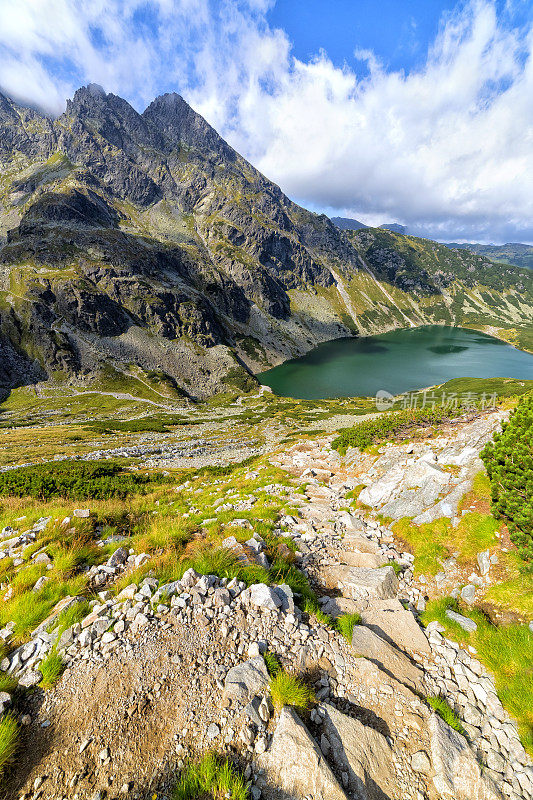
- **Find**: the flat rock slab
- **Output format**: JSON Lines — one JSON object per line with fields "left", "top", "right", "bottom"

{"left": 342, "top": 532, "right": 382, "bottom": 555}
{"left": 320, "top": 702, "right": 396, "bottom": 800}
{"left": 351, "top": 625, "right": 425, "bottom": 694}
{"left": 429, "top": 713, "right": 503, "bottom": 800}
{"left": 339, "top": 550, "right": 387, "bottom": 569}
{"left": 223, "top": 656, "right": 269, "bottom": 704}
{"left": 257, "top": 706, "right": 348, "bottom": 800}
{"left": 329, "top": 565, "right": 398, "bottom": 601}
{"left": 359, "top": 599, "right": 431, "bottom": 656}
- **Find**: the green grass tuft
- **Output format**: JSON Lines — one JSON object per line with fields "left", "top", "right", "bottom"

{"left": 269, "top": 671, "right": 315, "bottom": 711}
{"left": 427, "top": 695, "right": 467, "bottom": 736}
{"left": 173, "top": 753, "right": 249, "bottom": 800}
{"left": 0, "top": 713, "right": 18, "bottom": 777}
{"left": 302, "top": 597, "right": 334, "bottom": 627}
{"left": 335, "top": 612, "right": 362, "bottom": 642}
{"left": 264, "top": 651, "right": 281, "bottom": 678}
{"left": 39, "top": 650, "right": 64, "bottom": 689}
{"left": 0, "top": 671, "right": 17, "bottom": 694}
{"left": 51, "top": 599, "right": 91, "bottom": 635}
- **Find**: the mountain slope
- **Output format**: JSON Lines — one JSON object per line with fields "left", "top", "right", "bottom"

{"left": 0, "top": 85, "right": 532, "bottom": 400}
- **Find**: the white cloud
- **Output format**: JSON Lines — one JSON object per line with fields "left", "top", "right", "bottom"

{"left": 0, "top": 0, "right": 532, "bottom": 242}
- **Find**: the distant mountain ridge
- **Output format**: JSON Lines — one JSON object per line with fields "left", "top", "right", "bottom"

{"left": 0, "top": 84, "right": 532, "bottom": 400}
{"left": 330, "top": 216, "right": 368, "bottom": 231}
{"left": 330, "top": 217, "right": 408, "bottom": 235}
{"left": 446, "top": 242, "right": 533, "bottom": 270}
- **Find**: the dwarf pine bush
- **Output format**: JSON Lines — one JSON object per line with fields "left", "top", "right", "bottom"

{"left": 481, "top": 392, "right": 533, "bottom": 560}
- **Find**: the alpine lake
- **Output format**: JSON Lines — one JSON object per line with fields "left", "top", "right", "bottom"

{"left": 258, "top": 325, "right": 533, "bottom": 400}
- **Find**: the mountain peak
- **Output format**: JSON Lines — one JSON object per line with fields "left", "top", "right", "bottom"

{"left": 144, "top": 92, "right": 234, "bottom": 159}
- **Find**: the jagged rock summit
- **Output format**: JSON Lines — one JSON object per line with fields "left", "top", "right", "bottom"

{"left": 0, "top": 85, "right": 532, "bottom": 399}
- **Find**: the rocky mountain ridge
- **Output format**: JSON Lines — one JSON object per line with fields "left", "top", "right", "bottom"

{"left": 0, "top": 85, "right": 532, "bottom": 400}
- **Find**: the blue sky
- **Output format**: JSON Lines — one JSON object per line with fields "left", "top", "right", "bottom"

{"left": 270, "top": 0, "right": 455, "bottom": 74}
{"left": 0, "top": 0, "right": 532, "bottom": 243}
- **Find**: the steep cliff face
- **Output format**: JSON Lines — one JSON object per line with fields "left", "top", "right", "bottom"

{"left": 0, "top": 85, "right": 531, "bottom": 398}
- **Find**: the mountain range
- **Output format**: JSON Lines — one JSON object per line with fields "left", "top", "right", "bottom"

{"left": 446, "top": 242, "right": 533, "bottom": 271}
{"left": 331, "top": 217, "right": 407, "bottom": 235}
{"left": 0, "top": 84, "right": 532, "bottom": 400}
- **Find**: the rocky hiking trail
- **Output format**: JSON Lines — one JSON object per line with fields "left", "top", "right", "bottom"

{"left": 1, "top": 409, "right": 532, "bottom": 800}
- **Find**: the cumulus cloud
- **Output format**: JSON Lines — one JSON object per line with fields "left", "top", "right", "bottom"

{"left": 0, "top": 0, "right": 532, "bottom": 242}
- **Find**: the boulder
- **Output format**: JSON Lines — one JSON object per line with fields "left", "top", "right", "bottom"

{"left": 19, "top": 669, "right": 43, "bottom": 688}
{"left": 0, "top": 691, "right": 12, "bottom": 714}
{"left": 351, "top": 625, "right": 425, "bottom": 693}
{"left": 257, "top": 706, "right": 348, "bottom": 800}
{"left": 272, "top": 584, "right": 294, "bottom": 613}
{"left": 222, "top": 536, "right": 254, "bottom": 566}
{"left": 328, "top": 565, "right": 398, "bottom": 601}
{"left": 248, "top": 583, "right": 282, "bottom": 611}
{"left": 429, "top": 713, "right": 502, "bottom": 800}
{"left": 223, "top": 656, "right": 269, "bottom": 704}
{"left": 477, "top": 550, "right": 491, "bottom": 576}
{"left": 320, "top": 702, "right": 396, "bottom": 800}
{"left": 358, "top": 599, "right": 431, "bottom": 656}
{"left": 107, "top": 546, "right": 129, "bottom": 567}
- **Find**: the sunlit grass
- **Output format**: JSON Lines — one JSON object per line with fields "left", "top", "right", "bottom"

{"left": 422, "top": 597, "right": 533, "bottom": 754}
{"left": 393, "top": 508, "right": 499, "bottom": 576}
{"left": 39, "top": 650, "right": 64, "bottom": 689}
{"left": 173, "top": 753, "right": 249, "bottom": 800}
{"left": 0, "top": 714, "right": 18, "bottom": 777}
{"left": 427, "top": 695, "right": 467, "bottom": 736}
{"left": 336, "top": 612, "right": 362, "bottom": 642}
{"left": 269, "top": 671, "right": 315, "bottom": 710}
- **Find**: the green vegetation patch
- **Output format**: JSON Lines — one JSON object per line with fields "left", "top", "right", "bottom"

{"left": 269, "top": 670, "right": 315, "bottom": 710}
{"left": 427, "top": 695, "right": 467, "bottom": 736}
{"left": 84, "top": 413, "right": 190, "bottom": 434}
{"left": 0, "top": 460, "right": 168, "bottom": 500}
{"left": 481, "top": 392, "right": 533, "bottom": 560}
{"left": 393, "top": 509, "right": 499, "bottom": 576}
{"left": 335, "top": 612, "right": 362, "bottom": 642}
{"left": 422, "top": 597, "right": 533, "bottom": 753}
{"left": 39, "top": 650, "right": 64, "bottom": 689}
{"left": 0, "top": 714, "right": 18, "bottom": 779}
{"left": 332, "top": 407, "right": 454, "bottom": 454}
{"left": 174, "top": 753, "right": 249, "bottom": 800}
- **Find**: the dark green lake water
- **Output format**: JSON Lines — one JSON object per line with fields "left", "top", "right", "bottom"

{"left": 258, "top": 326, "right": 533, "bottom": 399}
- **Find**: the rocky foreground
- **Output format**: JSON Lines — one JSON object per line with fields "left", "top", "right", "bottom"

{"left": 1, "top": 409, "right": 532, "bottom": 800}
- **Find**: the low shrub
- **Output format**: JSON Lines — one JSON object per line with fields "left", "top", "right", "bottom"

{"left": 0, "top": 460, "right": 168, "bottom": 501}
{"left": 173, "top": 753, "right": 249, "bottom": 800}
{"left": 481, "top": 392, "right": 533, "bottom": 560}
{"left": 333, "top": 407, "right": 454, "bottom": 454}
{"left": 269, "top": 671, "right": 315, "bottom": 710}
